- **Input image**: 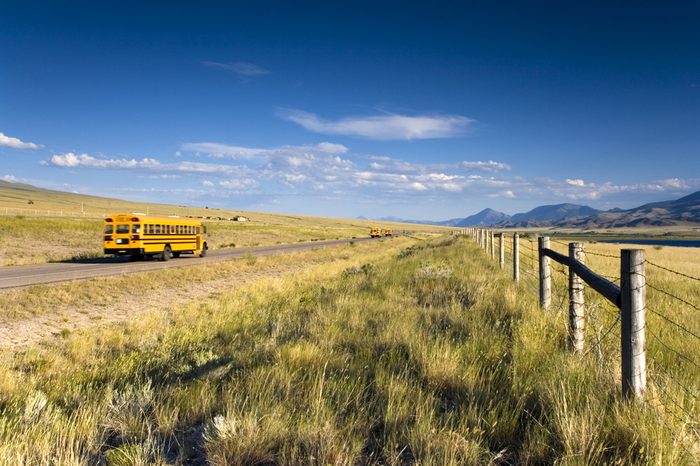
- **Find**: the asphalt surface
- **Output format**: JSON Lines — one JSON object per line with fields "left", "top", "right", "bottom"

{"left": 0, "top": 236, "right": 379, "bottom": 290}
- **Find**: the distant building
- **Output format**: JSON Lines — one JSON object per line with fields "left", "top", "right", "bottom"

{"left": 232, "top": 216, "right": 250, "bottom": 222}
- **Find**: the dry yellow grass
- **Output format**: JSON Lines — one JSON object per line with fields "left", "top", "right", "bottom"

{"left": 0, "top": 182, "right": 452, "bottom": 265}
{"left": 0, "top": 234, "right": 697, "bottom": 464}
{"left": 0, "top": 237, "right": 415, "bottom": 348}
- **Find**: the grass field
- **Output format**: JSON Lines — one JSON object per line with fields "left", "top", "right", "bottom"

{"left": 0, "top": 181, "right": 450, "bottom": 266}
{"left": 1, "top": 234, "right": 697, "bottom": 464}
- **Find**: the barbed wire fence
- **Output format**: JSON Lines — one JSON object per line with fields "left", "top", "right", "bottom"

{"left": 460, "top": 227, "right": 700, "bottom": 462}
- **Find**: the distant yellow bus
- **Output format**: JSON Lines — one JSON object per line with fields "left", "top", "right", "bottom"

{"left": 104, "top": 213, "right": 208, "bottom": 261}
{"left": 370, "top": 227, "right": 382, "bottom": 238}
{"left": 384, "top": 228, "right": 393, "bottom": 236}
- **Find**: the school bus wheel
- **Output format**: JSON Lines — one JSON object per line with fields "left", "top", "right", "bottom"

{"left": 200, "top": 243, "right": 208, "bottom": 257}
{"left": 161, "top": 245, "right": 172, "bottom": 261}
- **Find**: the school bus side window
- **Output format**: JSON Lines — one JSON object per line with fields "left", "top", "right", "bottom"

{"left": 132, "top": 224, "right": 140, "bottom": 234}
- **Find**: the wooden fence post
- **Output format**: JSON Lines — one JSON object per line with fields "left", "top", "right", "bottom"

{"left": 568, "top": 242, "right": 585, "bottom": 353}
{"left": 513, "top": 233, "right": 520, "bottom": 282}
{"left": 490, "top": 230, "right": 495, "bottom": 260}
{"left": 538, "top": 236, "right": 552, "bottom": 310}
{"left": 621, "top": 249, "right": 646, "bottom": 399}
{"left": 485, "top": 229, "right": 490, "bottom": 252}
{"left": 499, "top": 233, "right": 504, "bottom": 269}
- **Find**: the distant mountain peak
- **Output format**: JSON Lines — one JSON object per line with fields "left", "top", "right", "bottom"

{"left": 456, "top": 208, "right": 510, "bottom": 226}
{"left": 360, "top": 189, "right": 700, "bottom": 229}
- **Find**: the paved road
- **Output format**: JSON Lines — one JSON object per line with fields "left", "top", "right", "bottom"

{"left": 0, "top": 237, "right": 379, "bottom": 290}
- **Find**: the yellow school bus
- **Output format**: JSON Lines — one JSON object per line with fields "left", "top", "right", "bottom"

{"left": 370, "top": 227, "right": 382, "bottom": 238}
{"left": 384, "top": 228, "right": 393, "bottom": 236}
{"left": 104, "top": 213, "right": 207, "bottom": 260}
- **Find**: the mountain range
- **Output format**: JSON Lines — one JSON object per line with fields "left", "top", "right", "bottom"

{"left": 375, "top": 190, "right": 700, "bottom": 228}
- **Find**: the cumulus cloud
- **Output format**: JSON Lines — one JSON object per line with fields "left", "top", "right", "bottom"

{"left": 181, "top": 142, "right": 268, "bottom": 158}
{"left": 409, "top": 182, "right": 428, "bottom": 191}
{"left": 460, "top": 160, "right": 511, "bottom": 172}
{"left": 48, "top": 152, "right": 256, "bottom": 180}
{"left": 278, "top": 109, "right": 473, "bottom": 140}
{"left": 2, "top": 174, "right": 17, "bottom": 182}
{"left": 201, "top": 61, "right": 270, "bottom": 77}
{"left": 315, "top": 142, "right": 349, "bottom": 154}
{"left": 0, "top": 132, "right": 42, "bottom": 150}
{"left": 45, "top": 143, "right": 700, "bottom": 207}
{"left": 219, "top": 178, "right": 258, "bottom": 190}
{"left": 181, "top": 141, "right": 349, "bottom": 159}
{"left": 50, "top": 152, "right": 160, "bottom": 169}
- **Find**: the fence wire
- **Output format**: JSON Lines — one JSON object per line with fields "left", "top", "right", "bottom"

{"left": 647, "top": 282, "right": 700, "bottom": 313}
{"left": 468, "top": 230, "right": 700, "bottom": 460}
{"left": 646, "top": 306, "right": 700, "bottom": 342}
{"left": 647, "top": 259, "right": 700, "bottom": 283}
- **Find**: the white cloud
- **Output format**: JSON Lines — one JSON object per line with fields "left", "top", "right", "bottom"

{"left": 417, "top": 173, "right": 463, "bottom": 182}
{"left": 181, "top": 141, "right": 349, "bottom": 159}
{"left": 201, "top": 61, "right": 270, "bottom": 77}
{"left": 441, "top": 182, "right": 463, "bottom": 192}
{"left": 315, "top": 142, "right": 349, "bottom": 154}
{"left": 278, "top": 109, "right": 473, "bottom": 140}
{"left": 50, "top": 152, "right": 160, "bottom": 169}
{"left": 283, "top": 174, "right": 307, "bottom": 184}
{"left": 658, "top": 178, "right": 686, "bottom": 189}
{"left": 46, "top": 144, "right": 700, "bottom": 208}
{"left": 48, "top": 152, "right": 255, "bottom": 179}
{"left": 460, "top": 160, "right": 511, "bottom": 172}
{"left": 2, "top": 174, "right": 17, "bottom": 182}
{"left": 180, "top": 142, "right": 269, "bottom": 158}
{"left": 147, "top": 174, "right": 181, "bottom": 180}
{"left": 0, "top": 132, "right": 42, "bottom": 150}
{"left": 409, "top": 182, "right": 428, "bottom": 191}
{"left": 219, "top": 179, "right": 258, "bottom": 190}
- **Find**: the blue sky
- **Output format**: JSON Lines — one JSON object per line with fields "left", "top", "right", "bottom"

{"left": 1, "top": 1, "right": 699, "bottom": 220}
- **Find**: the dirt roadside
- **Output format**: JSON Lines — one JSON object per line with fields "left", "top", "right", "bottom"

{"left": 0, "top": 263, "right": 305, "bottom": 350}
